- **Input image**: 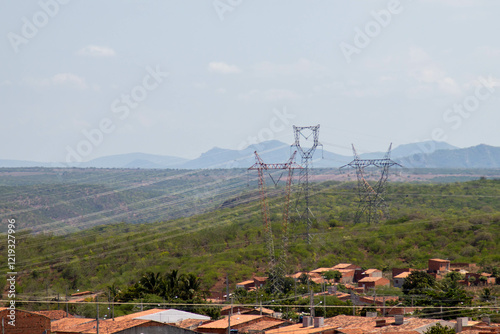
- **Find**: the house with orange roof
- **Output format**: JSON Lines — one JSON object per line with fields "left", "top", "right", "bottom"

{"left": 358, "top": 277, "right": 390, "bottom": 291}
{"left": 428, "top": 259, "right": 450, "bottom": 275}
{"left": 464, "top": 272, "right": 496, "bottom": 286}
{"left": 0, "top": 307, "right": 52, "bottom": 334}
{"left": 34, "top": 310, "right": 74, "bottom": 321}
{"left": 331, "top": 264, "right": 360, "bottom": 271}
{"left": 393, "top": 271, "right": 411, "bottom": 288}
{"left": 52, "top": 318, "right": 169, "bottom": 334}
{"left": 265, "top": 314, "right": 458, "bottom": 334}
{"left": 254, "top": 276, "right": 268, "bottom": 289}
{"left": 392, "top": 268, "right": 415, "bottom": 279}
{"left": 236, "top": 280, "right": 255, "bottom": 291}
{"left": 222, "top": 305, "right": 276, "bottom": 317}
{"left": 362, "top": 269, "right": 383, "bottom": 278}
{"left": 198, "top": 314, "right": 290, "bottom": 334}
{"left": 337, "top": 269, "right": 357, "bottom": 284}
{"left": 310, "top": 268, "right": 335, "bottom": 275}
{"left": 52, "top": 314, "right": 202, "bottom": 334}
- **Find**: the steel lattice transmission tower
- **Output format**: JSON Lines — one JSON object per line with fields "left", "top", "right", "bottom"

{"left": 248, "top": 151, "right": 302, "bottom": 294}
{"left": 291, "top": 125, "right": 322, "bottom": 244}
{"left": 340, "top": 143, "right": 402, "bottom": 223}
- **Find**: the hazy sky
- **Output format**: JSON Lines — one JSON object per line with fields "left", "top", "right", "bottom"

{"left": 1, "top": 0, "right": 499, "bottom": 162}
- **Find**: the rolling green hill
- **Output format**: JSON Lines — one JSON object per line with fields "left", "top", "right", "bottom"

{"left": 0, "top": 167, "right": 251, "bottom": 233}
{"left": 3, "top": 178, "right": 499, "bottom": 301}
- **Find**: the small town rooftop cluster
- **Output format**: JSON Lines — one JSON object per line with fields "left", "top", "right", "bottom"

{"left": 235, "top": 259, "right": 496, "bottom": 295}
{"left": 1, "top": 306, "right": 499, "bottom": 334}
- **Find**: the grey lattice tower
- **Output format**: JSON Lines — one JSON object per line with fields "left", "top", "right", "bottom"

{"left": 248, "top": 151, "right": 302, "bottom": 294}
{"left": 291, "top": 125, "right": 321, "bottom": 244}
{"left": 340, "top": 143, "right": 401, "bottom": 223}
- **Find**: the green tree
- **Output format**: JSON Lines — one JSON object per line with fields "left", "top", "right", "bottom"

{"left": 402, "top": 271, "right": 437, "bottom": 306}
{"left": 139, "top": 272, "right": 164, "bottom": 295}
{"left": 444, "top": 271, "right": 463, "bottom": 282}
{"left": 480, "top": 288, "right": 491, "bottom": 302}
{"left": 402, "top": 271, "right": 436, "bottom": 295}
{"left": 180, "top": 273, "right": 202, "bottom": 300}
{"left": 423, "top": 323, "right": 455, "bottom": 334}
{"left": 324, "top": 270, "right": 342, "bottom": 283}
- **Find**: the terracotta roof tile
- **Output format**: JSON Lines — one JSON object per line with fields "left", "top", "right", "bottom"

{"left": 53, "top": 318, "right": 165, "bottom": 334}
{"left": 34, "top": 310, "right": 74, "bottom": 320}
{"left": 176, "top": 318, "right": 210, "bottom": 329}
{"left": 310, "top": 268, "right": 334, "bottom": 274}
{"left": 240, "top": 319, "right": 286, "bottom": 332}
{"left": 199, "top": 315, "right": 262, "bottom": 329}
{"left": 394, "top": 272, "right": 411, "bottom": 278}
{"left": 363, "top": 269, "right": 381, "bottom": 274}
{"left": 333, "top": 263, "right": 354, "bottom": 269}
{"left": 358, "top": 277, "right": 386, "bottom": 283}
{"left": 51, "top": 317, "right": 95, "bottom": 331}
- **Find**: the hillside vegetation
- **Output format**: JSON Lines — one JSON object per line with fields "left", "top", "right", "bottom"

{"left": 2, "top": 167, "right": 500, "bottom": 234}
{"left": 0, "top": 168, "right": 249, "bottom": 233}
{"left": 3, "top": 178, "right": 499, "bottom": 301}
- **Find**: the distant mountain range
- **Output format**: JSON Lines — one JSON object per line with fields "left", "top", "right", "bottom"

{"left": 2, "top": 141, "right": 500, "bottom": 169}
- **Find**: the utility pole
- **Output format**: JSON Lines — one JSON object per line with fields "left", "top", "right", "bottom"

{"left": 96, "top": 301, "right": 99, "bottom": 334}
{"left": 227, "top": 296, "right": 233, "bottom": 334}
{"left": 294, "top": 279, "right": 297, "bottom": 301}
{"left": 382, "top": 296, "right": 386, "bottom": 317}
{"left": 324, "top": 288, "right": 326, "bottom": 317}
{"left": 310, "top": 290, "right": 315, "bottom": 318}
{"left": 226, "top": 275, "right": 229, "bottom": 302}
{"left": 65, "top": 287, "right": 69, "bottom": 317}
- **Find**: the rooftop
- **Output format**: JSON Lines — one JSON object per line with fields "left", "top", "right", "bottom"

{"left": 310, "top": 267, "right": 334, "bottom": 274}
{"left": 363, "top": 269, "right": 382, "bottom": 274}
{"left": 332, "top": 263, "right": 355, "bottom": 270}
{"left": 134, "top": 308, "right": 210, "bottom": 323}
{"left": 51, "top": 317, "right": 96, "bottom": 332}
{"left": 114, "top": 308, "right": 166, "bottom": 321}
{"left": 71, "top": 290, "right": 94, "bottom": 296}
{"left": 199, "top": 315, "right": 262, "bottom": 329}
{"left": 358, "top": 277, "right": 387, "bottom": 283}
{"left": 33, "top": 310, "right": 74, "bottom": 320}
{"left": 394, "top": 272, "right": 411, "bottom": 279}
{"left": 53, "top": 318, "right": 168, "bottom": 334}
